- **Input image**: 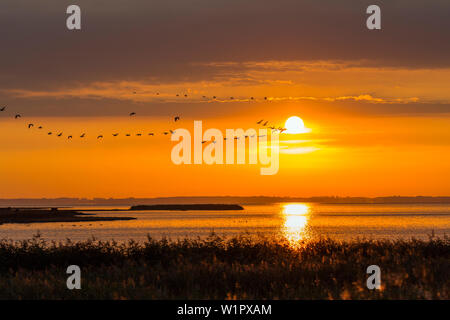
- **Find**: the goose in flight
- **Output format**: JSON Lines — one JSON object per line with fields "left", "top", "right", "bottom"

{"left": 38, "top": 126, "right": 43, "bottom": 129}
{"left": 129, "top": 112, "right": 136, "bottom": 116}
{"left": 163, "top": 131, "right": 169, "bottom": 135}
{"left": 126, "top": 134, "right": 131, "bottom": 136}
{"left": 174, "top": 116, "right": 180, "bottom": 122}
{"left": 15, "top": 114, "right": 21, "bottom": 119}
{"left": 112, "top": 133, "right": 119, "bottom": 137}
{"left": 80, "top": 133, "right": 86, "bottom": 138}
{"left": 97, "top": 135, "right": 103, "bottom": 139}
{"left": 68, "top": 136, "right": 72, "bottom": 139}
{"left": 136, "top": 133, "right": 142, "bottom": 136}
{"left": 57, "top": 133, "right": 63, "bottom": 137}
{"left": 28, "top": 124, "right": 34, "bottom": 128}
{"left": 48, "top": 132, "right": 52, "bottom": 135}
{"left": 256, "top": 119, "right": 263, "bottom": 124}
{"left": 184, "top": 94, "right": 188, "bottom": 98}
{"left": 148, "top": 133, "right": 154, "bottom": 136}
{"left": 0, "top": 106, "right": 5, "bottom": 111}
{"left": 263, "top": 121, "right": 268, "bottom": 126}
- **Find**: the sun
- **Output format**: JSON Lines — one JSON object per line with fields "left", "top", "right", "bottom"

{"left": 284, "top": 116, "right": 311, "bottom": 134}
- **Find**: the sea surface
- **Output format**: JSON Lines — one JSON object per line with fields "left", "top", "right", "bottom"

{"left": 1, "top": 203, "right": 449, "bottom": 244}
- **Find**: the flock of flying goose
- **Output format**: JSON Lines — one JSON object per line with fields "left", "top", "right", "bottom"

{"left": 0, "top": 93, "right": 286, "bottom": 142}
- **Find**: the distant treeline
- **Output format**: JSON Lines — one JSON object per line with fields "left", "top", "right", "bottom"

{"left": 130, "top": 204, "right": 244, "bottom": 211}
{"left": 1, "top": 196, "right": 450, "bottom": 207}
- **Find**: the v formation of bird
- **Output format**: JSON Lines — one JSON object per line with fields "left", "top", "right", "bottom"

{"left": 0, "top": 93, "right": 286, "bottom": 143}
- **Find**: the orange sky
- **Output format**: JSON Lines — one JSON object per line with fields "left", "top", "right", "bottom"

{"left": 0, "top": 1, "right": 449, "bottom": 198}
{"left": 1, "top": 91, "right": 450, "bottom": 198}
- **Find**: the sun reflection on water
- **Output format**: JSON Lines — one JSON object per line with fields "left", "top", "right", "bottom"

{"left": 282, "top": 203, "right": 311, "bottom": 246}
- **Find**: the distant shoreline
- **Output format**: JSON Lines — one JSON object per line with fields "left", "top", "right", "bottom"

{"left": 130, "top": 204, "right": 244, "bottom": 211}
{"left": 0, "top": 208, "right": 135, "bottom": 225}
{"left": 1, "top": 196, "right": 450, "bottom": 207}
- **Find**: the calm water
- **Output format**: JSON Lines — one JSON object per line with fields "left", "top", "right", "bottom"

{"left": 1, "top": 203, "right": 449, "bottom": 244}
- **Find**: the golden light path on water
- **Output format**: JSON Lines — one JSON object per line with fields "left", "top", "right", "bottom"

{"left": 282, "top": 203, "right": 311, "bottom": 246}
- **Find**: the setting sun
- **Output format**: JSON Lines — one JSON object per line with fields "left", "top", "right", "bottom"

{"left": 284, "top": 116, "right": 311, "bottom": 134}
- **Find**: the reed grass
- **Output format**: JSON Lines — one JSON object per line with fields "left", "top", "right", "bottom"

{"left": 0, "top": 233, "right": 448, "bottom": 299}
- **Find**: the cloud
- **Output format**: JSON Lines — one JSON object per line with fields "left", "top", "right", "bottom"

{"left": 0, "top": 0, "right": 449, "bottom": 91}
{"left": 279, "top": 146, "right": 319, "bottom": 154}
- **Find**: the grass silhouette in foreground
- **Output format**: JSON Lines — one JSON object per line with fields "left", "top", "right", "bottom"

{"left": 0, "top": 233, "right": 448, "bottom": 299}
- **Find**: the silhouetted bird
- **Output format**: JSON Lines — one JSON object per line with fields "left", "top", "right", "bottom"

{"left": 38, "top": 126, "right": 43, "bottom": 129}
{"left": 80, "top": 133, "right": 85, "bottom": 138}
{"left": 213, "top": 96, "right": 216, "bottom": 99}
{"left": 0, "top": 107, "right": 5, "bottom": 111}
{"left": 263, "top": 121, "right": 268, "bottom": 126}
{"left": 68, "top": 136, "right": 72, "bottom": 139}
{"left": 112, "top": 133, "right": 119, "bottom": 137}
{"left": 126, "top": 134, "right": 131, "bottom": 136}
{"left": 97, "top": 135, "right": 103, "bottom": 139}
{"left": 15, "top": 114, "right": 21, "bottom": 119}
{"left": 257, "top": 120, "right": 263, "bottom": 124}
{"left": 201, "top": 140, "right": 207, "bottom": 144}
{"left": 264, "top": 97, "right": 267, "bottom": 100}
{"left": 163, "top": 132, "right": 169, "bottom": 135}
{"left": 48, "top": 132, "right": 52, "bottom": 135}
{"left": 176, "top": 94, "right": 179, "bottom": 97}
{"left": 28, "top": 124, "right": 33, "bottom": 128}
{"left": 57, "top": 133, "right": 63, "bottom": 137}
{"left": 230, "top": 97, "right": 234, "bottom": 100}
{"left": 129, "top": 112, "right": 136, "bottom": 116}
{"left": 148, "top": 133, "right": 154, "bottom": 136}
{"left": 169, "top": 130, "right": 175, "bottom": 134}
{"left": 174, "top": 116, "right": 180, "bottom": 122}
{"left": 250, "top": 97, "right": 254, "bottom": 100}
{"left": 136, "top": 133, "right": 142, "bottom": 136}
